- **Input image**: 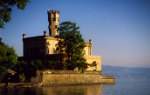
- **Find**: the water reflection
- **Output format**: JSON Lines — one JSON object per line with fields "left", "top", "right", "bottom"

{"left": 2, "top": 79, "right": 149, "bottom": 95}
{"left": 0, "top": 84, "right": 103, "bottom": 95}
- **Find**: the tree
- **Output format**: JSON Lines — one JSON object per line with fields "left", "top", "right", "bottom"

{"left": 13, "top": 60, "right": 43, "bottom": 82}
{"left": 47, "top": 61, "right": 63, "bottom": 70}
{"left": 57, "top": 21, "right": 87, "bottom": 70}
{"left": 0, "top": 38, "right": 17, "bottom": 82}
{"left": 0, "top": 0, "right": 30, "bottom": 28}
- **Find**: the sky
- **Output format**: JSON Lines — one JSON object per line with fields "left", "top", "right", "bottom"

{"left": 0, "top": 0, "right": 150, "bottom": 67}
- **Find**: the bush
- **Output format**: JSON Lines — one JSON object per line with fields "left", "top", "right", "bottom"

{"left": 47, "top": 61, "right": 63, "bottom": 70}
{"left": 19, "top": 73, "right": 26, "bottom": 82}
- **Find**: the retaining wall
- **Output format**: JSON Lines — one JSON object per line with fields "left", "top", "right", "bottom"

{"left": 31, "top": 70, "right": 115, "bottom": 86}
{"left": 0, "top": 71, "right": 115, "bottom": 88}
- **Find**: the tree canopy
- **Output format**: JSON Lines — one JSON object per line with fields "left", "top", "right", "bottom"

{"left": 57, "top": 21, "right": 87, "bottom": 70}
{"left": 0, "top": 38, "right": 17, "bottom": 82}
{"left": 13, "top": 60, "right": 43, "bottom": 82}
{"left": 0, "top": 0, "right": 30, "bottom": 28}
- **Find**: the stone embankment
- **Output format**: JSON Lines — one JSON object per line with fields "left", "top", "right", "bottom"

{"left": 32, "top": 70, "right": 115, "bottom": 86}
{"left": 0, "top": 70, "right": 115, "bottom": 88}
{"left": 0, "top": 83, "right": 42, "bottom": 88}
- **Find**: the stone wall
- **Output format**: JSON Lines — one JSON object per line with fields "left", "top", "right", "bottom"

{"left": 0, "top": 71, "right": 115, "bottom": 88}
{"left": 42, "top": 74, "right": 101, "bottom": 86}
{"left": 101, "top": 76, "right": 115, "bottom": 84}
{"left": 30, "top": 70, "right": 115, "bottom": 86}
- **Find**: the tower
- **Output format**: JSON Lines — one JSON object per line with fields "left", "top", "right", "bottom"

{"left": 48, "top": 10, "right": 60, "bottom": 37}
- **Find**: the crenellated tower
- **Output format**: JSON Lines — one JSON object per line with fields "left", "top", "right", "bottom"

{"left": 48, "top": 10, "right": 60, "bottom": 37}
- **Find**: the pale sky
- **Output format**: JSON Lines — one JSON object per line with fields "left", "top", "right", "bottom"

{"left": 0, "top": 0, "right": 150, "bottom": 67}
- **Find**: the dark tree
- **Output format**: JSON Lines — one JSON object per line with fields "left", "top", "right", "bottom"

{"left": 13, "top": 60, "right": 43, "bottom": 82}
{"left": 47, "top": 61, "right": 62, "bottom": 70}
{"left": 0, "top": 38, "right": 17, "bottom": 82}
{"left": 57, "top": 21, "right": 87, "bottom": 70}
{"left": 0, "top": 0, "right": 30, "bottom": 28}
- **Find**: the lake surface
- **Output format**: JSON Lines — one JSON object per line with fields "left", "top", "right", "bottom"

{"left": 1, "top": 79, "right": 150, "bottom": 95}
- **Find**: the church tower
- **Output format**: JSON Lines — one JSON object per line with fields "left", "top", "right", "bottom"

{"left": 48, "top": 10, "right": 60, "bottom": 37}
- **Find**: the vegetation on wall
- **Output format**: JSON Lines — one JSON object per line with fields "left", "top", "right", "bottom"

{"left": 12, "top": 59, "right": 63, "bottom": 82}
{"left": 13, "top": 60, "right": 43, "bottom": 82}
{"left": 47, "top": 61, "right": 63, "bottom": 70}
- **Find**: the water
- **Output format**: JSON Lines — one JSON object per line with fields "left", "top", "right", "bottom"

{"left": 0, "top": 79, "right": 150, "bottom": 95}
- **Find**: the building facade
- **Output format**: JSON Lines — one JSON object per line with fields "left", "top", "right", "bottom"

{"left": 21, "top": 10, "right": 102, "bottom": 72}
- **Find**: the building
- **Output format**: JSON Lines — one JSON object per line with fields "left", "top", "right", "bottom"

{"left": 20, "top": 10, "right": 102, "bottom": 72}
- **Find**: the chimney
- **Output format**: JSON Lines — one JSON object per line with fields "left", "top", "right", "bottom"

{"left": 89, "top": 39, "right": 92, "bottom": 44}
{"left": 44, "top": 30, "right": 47, "bottom": 36}
{"left": 23, "top": 34, "right": 26, "bottom": 38}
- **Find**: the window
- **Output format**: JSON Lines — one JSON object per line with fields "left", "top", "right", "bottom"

{"left": 53, "top": 18, "right": 56, "bottom": 21}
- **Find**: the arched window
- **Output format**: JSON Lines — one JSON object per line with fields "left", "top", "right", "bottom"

{"left": 92, "top": 61, "right": 97, "bottom": 71}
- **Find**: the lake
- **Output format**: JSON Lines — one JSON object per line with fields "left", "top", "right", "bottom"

{"left": 0, "top": 79, "right": 150, "bottom": 95}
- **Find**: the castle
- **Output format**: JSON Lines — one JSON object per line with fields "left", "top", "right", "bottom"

{"left": 20, "top": 10, "right": 102, "bottom": 73}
